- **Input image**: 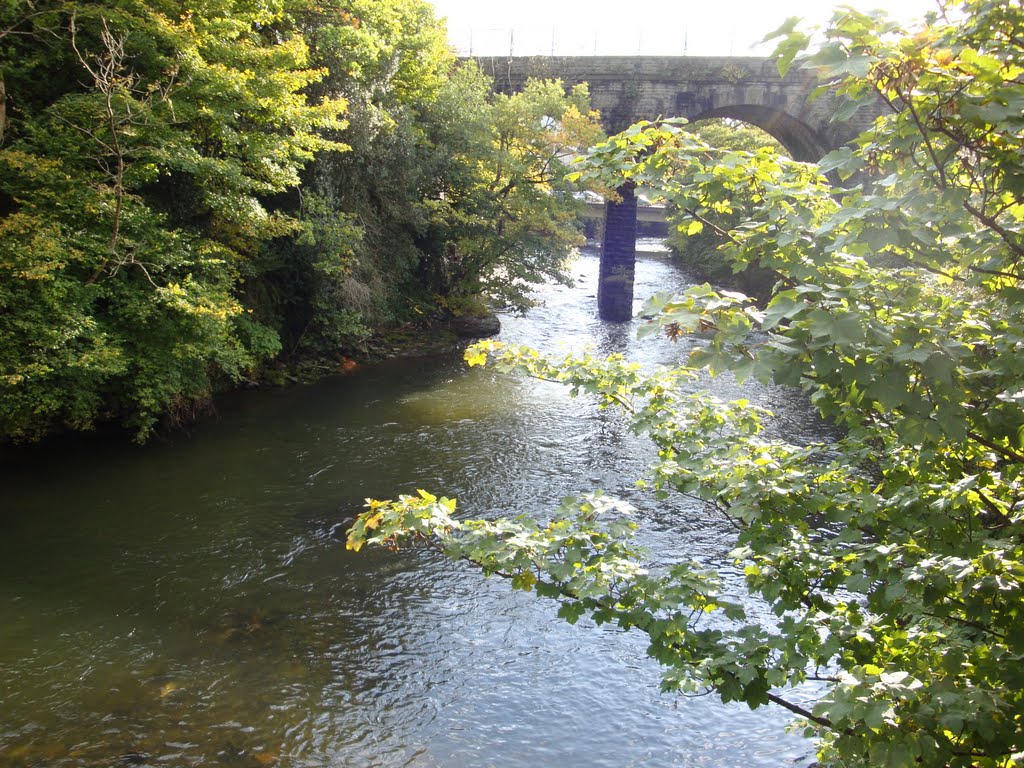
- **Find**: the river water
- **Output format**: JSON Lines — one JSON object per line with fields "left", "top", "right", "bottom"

{"left": 0, "top": 245, "right": 823, "bottom": 767}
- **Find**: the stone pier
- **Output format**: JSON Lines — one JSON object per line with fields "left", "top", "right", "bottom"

{"left": 598, "top": 183, "right": 637, "bottom": 322}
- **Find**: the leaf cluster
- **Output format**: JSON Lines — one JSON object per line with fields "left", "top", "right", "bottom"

{"left": 0, "top": 0, "right": 347, "bottom": 439}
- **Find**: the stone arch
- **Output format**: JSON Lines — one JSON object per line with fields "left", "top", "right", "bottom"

{"left": 691, "top": 104, "right": 831, "bottom": 162}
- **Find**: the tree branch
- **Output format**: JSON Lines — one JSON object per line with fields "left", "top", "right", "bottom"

{"left": 766, "top": 692, "right": 834, "bottom": 729}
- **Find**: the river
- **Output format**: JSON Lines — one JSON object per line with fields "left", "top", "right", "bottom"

{"left": 0, "top": 245, "right": 824, "bottom": 767}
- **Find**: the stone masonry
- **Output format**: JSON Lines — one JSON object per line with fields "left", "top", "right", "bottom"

{"left": 473, "top": 55, "right": 882, "bottom": 159}
{"left": 598, "top": 182, "right": 638, "bottom": 321}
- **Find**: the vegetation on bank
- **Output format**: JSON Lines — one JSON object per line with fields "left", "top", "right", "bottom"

{"left": 0, "top": 0, "right": 601, "bottom": 442}
{"left": 350, "top": 1, "right": 1024, "bottom": 765}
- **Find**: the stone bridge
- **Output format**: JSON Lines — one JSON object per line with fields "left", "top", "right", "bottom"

{"left": 473, "top": 55, "right": 873, "bottom": 160}
{"left": 471, "top": 55, "right": 882, "bottom": 319}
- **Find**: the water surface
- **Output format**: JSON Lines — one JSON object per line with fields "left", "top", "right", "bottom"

{"left": 0, "top": 248, "right": 820, "bottom": 767}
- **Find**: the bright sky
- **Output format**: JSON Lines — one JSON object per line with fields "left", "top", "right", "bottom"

{"left": 427, "top": 0, "right": 942, "bottom": 57}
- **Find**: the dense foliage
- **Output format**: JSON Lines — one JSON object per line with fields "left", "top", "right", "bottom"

{"left": 664, "top": 119, "right": 784, "bottom": 300}
{"left": 0, "top": 0, "right": 600, "bottom": 441}
{"left": 349, "top": 1, "right": 1024, "bottom": 765}
{"left": 0, "top": 0, "right": 347, "bottom": 440}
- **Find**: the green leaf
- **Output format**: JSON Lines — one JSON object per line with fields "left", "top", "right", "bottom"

{"left": 761, "top": 292, "right": 808, "bottom": 331}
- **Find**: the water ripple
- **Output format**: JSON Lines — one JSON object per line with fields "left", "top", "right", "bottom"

{"left": 0, "top": 249, "right": 817, "bottom": 768}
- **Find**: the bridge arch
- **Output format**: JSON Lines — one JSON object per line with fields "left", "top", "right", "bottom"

{"left": 691, "top": 106, "right": 830, "bottom": 163}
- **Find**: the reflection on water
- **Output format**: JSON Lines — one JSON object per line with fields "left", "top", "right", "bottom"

{"left": 0, "top": 248, "right": 820, "bottom": 767}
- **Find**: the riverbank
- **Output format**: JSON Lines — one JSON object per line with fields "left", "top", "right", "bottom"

{"left": 258, "top": 308, "right": 501, "bottom": 387}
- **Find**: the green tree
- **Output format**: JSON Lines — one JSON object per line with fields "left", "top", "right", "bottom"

{"left": 0, "top": 0, "right": 600, "bottom": 438}
{"left": 417, "top": 72, "right": 605, "bottom": 312}
{"left": 266, "top": 0, "right": 604, "bottom": 356}
{"left": 259, "top": 0, "right": 456, "bottom": 355}
{"left": 0, "top": 0, "right": 345, "bottom": 440}
{"left": 349, "top": 2, "right": 1024, "bottom": 765}
{"left": 262, "top": 1, "right": 601, "bottom": 358}
{"left": 664, "top": 119, "right": 785, "bottom": 301}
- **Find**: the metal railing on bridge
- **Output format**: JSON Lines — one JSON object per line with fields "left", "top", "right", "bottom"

{"left": 449, "top": 26, "right": 752, "bottom": 58}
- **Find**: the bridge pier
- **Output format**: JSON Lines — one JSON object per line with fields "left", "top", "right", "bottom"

{"left": 598, "top": 182, "right": 637, "bottom": 322}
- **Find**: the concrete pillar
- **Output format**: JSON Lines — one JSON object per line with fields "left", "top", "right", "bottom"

{"left": 597, "top": 182, "right": 637, "bottom": 322}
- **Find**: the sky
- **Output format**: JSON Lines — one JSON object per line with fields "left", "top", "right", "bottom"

{"left": 426, "top": 0, "right": 942, "bottom": 57}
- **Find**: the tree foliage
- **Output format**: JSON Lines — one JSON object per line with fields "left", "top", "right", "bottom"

{"left": 0, "top": 0, "right": 600, "bottom": 440}
{"left": 0, "top": 0, "right": 346, "bottom": 440}
{"left": 664, "top": 119, "right": 785, "bottom": 300}
{"left": 349, "top": 2, "right": 1024, "bottom": 765}
{"left": 417, "top": 73, "right": 604, "bottom": 312}
{"left": 242, "top": 1, "right": 603, "bottom": 355}
{"left": 261, "top": 0, "right": 459, "bottom": 354}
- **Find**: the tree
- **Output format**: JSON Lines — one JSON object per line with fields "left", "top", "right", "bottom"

{"left": 348, "top": 2, "right": 1024, "bottom": 765}
{"left": 259, "top": 0, "right": 457, "bottom": 355}
{"left": 0, "top": 0, "right": 345, "bottom": 440}
{"left": 416, "top": 72, "right": 604, "bottom": 312}
{"left": 663, "top": 119, "right": 785, "bottom": 301}
{"left": 0, "top": 0, "right": 601, "bottom": 440}
{"left": 261, "top": 1, "right": 603, "bottom": 357}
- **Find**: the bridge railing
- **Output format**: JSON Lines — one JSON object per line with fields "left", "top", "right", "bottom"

{"left": 448, "top": 26, "right": 768, "bottom": 59}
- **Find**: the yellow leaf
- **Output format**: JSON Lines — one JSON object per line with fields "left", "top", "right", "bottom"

{"left": 513, "top": 571, "right": 537, "bottom": 591}
{"left": 465, "top": 341, "right": 504, "bottom": 367}
{"left": 363, "top": 511, "right": 384, "bottom": 530}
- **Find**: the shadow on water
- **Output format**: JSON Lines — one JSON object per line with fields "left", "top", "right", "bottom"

{"left": 0, "top": 248, "right": 820, "bottom": 768}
